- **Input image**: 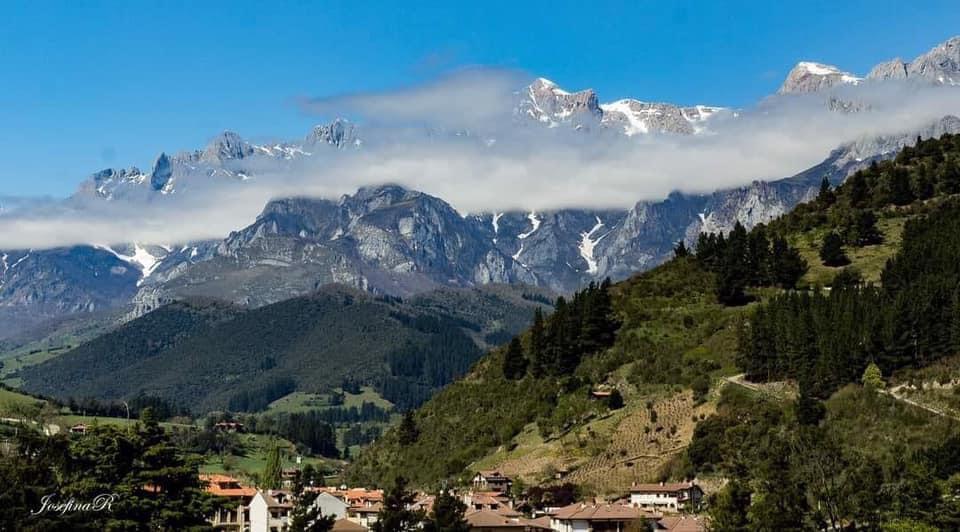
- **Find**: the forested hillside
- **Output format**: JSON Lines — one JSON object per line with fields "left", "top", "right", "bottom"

{"left": 350, "top": 132, "right": 960, "bottom": 528}
{"left": 17, "top": 284, "right": 552, "bottom": 413}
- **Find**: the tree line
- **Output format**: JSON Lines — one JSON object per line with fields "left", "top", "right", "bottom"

{"left": 687, "top": 387, "right": 960, "bottom": 530}
{"left": 740, "top": 198, "right": 960, "bottom": 398}
{"left": 0, "top": 409, "right": 223, "bottom": 530}
{"left": 692, "top": 221, "right": 807, "bottom": 305}
{"left": 502, "top": 280, "right": 620, "bottom": 380}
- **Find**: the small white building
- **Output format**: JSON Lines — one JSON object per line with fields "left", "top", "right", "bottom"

{"left": 249, "top": 490, "right": 294, "bottom": 532}
{"left": 629, "top": 482, "right": 703, "bottom": 512}
{"left": 347, "top": 504, "right": 381, "bottom": 529}
{"left": 314, "top": 491, "right": 350, "bottom": 520}
{"left": 471, "top": 470, "right": 513, "bottom": 493}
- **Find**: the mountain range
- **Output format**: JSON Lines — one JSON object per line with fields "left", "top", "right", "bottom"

{"left": 1, "top": 37, "right": 960, "bottom": 340}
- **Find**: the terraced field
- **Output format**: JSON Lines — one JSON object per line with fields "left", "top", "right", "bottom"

{"left": 472, "top": 388, "right": 716, "bottom": 496}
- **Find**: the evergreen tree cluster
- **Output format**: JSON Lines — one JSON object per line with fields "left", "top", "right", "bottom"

{"left": 777, "top": 133, "right": 960, "bottom": 236}
{"left": 740, "top": 199, "right": 960, "bottom": 397}
{"left": 227, "top": 376, "right": 297, "bottom": 412}
{"left": 254, "top": 411, "right": 340, "bottom": 457}
{"left": 67, "top": 392, "right": 190, "bottom": 421}
{"left": 689, "top": 387, "right": 960, "bottom": 530}
{"left": 694, "top": 222, "right": 807, "bottom": 305}
{"left": 502, "top": 280, "right": 620, "bottom": 380}
{"left": 0, "top": 411, "right": 223, "bottom": 530}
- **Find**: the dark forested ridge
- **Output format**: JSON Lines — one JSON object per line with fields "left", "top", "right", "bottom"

{"left": 17, "top": 284, "right": 551, "bottom": 413}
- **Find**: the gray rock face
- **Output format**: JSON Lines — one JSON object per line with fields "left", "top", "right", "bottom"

{"left": 0, "top": 247, "right": 141, "bottom": 338}
{"left": 150, "top": 153, "right": 173, "bottom": 192}
{"left": 778, "top": 62, "right": 862, "bottom": 94}
{"left": 867, "top": 58, "right": 909, "bottom": 81}
{"left": 132, "top": 185, "right": 539, "bottom": 310}
{"left": 201, "top": 131, "right": 254, "bottom": 164}
{"left": 517, "top": 78, "right": 727, "bottom": 136}
{"left": 869, "top": 36, "right": 960, "bottom": 84}
{"left": 517, "top": 78, "right": 603, "bottom": 129}
{"left": 306, "top": 118, "right": 360, "bottom": 148}
{"left": 599, "top": 100, "right": 728, "bottom": 135}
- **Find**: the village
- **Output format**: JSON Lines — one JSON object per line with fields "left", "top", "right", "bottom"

{"left": 201, "top": 469, "right": 707, "bottom": 532}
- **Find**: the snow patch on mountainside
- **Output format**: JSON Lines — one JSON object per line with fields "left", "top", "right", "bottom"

{"left": 97, "top": 244, "right": 166, "bottom": 285}
{"left": 578, "top": 216, "right": 605, "bottom": 274}
{"left": 518, "top": 212, "right": 541, "bottom": 239}
{"left": 491, "top": 212, "right": 503, "bottom": 244}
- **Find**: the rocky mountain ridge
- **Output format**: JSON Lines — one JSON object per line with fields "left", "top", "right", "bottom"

{"left": 3, "top": 37, "right": 960, "bottom": 338}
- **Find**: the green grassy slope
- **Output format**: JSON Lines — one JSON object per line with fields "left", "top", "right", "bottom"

{"left": 348, "top": 258, "right": 745, "bottom": 492}
{"left": 350, "top": 133, "right": 960, "bottom": 494}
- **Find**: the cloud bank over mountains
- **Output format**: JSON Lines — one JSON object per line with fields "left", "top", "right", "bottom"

{"left": 3, "top": 63, "right": 960, "bottom": 249}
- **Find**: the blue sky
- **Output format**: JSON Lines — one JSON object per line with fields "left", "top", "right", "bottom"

{"left": 1, "top": 0, "right": 958, "bottom": 197}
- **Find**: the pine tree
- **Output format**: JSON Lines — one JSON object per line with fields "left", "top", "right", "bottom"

{"left": 820, "top": 233, "right": 849, "bottom": 267}
{"left": 849, "top": 210, "right": 883, "bottom": 246}
{"left": 549, "top": 297, "right": 578, "bottom": 374}
{"left": 373, "top": 476, "right": 424, "bottom": 532}
{"left": 818, "top": 176, "right": 836, "bottom": 206}
{"left": 262, "top": 443, "right": 283, "bottom": 489}
{"left": 674, "top": 240, "right": 689, "bottom": 258}
{"left": 771, "top": 236, "right": 807, "bottom": 288}
{"left": 397, "top": 411, "right": 419, "bottom": 446}
{"left": 502, "top": 337, "right": 528, "bottom": 380}
{"left": 607, "top": 389, "right": 624, "bottom": 410}
{"left": 529, "top": 308, "right": 547, "bottom": 377}
{"left": 888, "top": 167, "right": 916, "bottom": 206}
{"left": 847, "top": 171, "right": 869, "bottom": 208}
{"left": 423, "top": 490, "right": 470, "bottom": 532}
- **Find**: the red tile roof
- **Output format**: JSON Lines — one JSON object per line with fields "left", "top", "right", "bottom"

{"left": 200, "top": 474, "right": 257, "bottom": 498}
{"left": 551, "top": 503, "right": 643, "bottom": 521}
{"left": 630, "top": 482, "right": 698, "bottom": 493}
{"left": 657, "top": 516, "right": 707, "bottom": 532}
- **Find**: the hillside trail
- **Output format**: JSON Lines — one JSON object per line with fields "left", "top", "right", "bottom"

{"left": 880, "top": 384, "right": 960, "bottom": 422}
{"left": 724, "top": 373, "right": 960, "bottom": 423}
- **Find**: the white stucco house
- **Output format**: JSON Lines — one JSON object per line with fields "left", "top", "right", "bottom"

{"left": 314, "top": 491, "right": 350, "bottom": 520}
{"left": 629, "top": 482, "right": 703, "bottom": 512}
{"left": 249, "top": 490, "right": 294, "bottom": 532}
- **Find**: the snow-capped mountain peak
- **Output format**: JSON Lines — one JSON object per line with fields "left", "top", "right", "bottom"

{"left": 599, "top": 99, "right": 729, "bottom": 136}
{"left": 778, "top": 61, "right": 862, "bottom": 94}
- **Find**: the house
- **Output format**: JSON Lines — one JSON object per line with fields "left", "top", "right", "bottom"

{"left": 314, "top": 491, "right": 350, "bottom": 520}
{"left": 213, "top": 421, "right": 245, "bottom": 433}
{"left": 472, "top": 471, "right": 513, "bottom": 493}
{"left": 249, "top": 490, "right": 294, "bottom": 532}
{"left": 655, "top": 515, "right": 707, "bottom": 532}
{"left": 200, "top": 474, "right": 256, "bottom": 530}
{"left": 629, "top": 482, "right": 703, "bottom": 512}
{"left": 411, "top": 494, "right": 436, "bottom": 513}
{"left": 332, "top": 518, "right": 368, "bottom": 532}
{"left": 549, "top": 503, "right": 645, "bottom": 532}
{"left": 464, "top": 491, "right": 513, "bottom": 513}
{"left": 465, "top": 509, "right": 552, "bottom": 532}
{"left": 347, "top": 503, "right": 381, "bottom": 529}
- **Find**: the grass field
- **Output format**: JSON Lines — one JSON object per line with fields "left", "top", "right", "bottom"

{"left": 0, "top": 387, "right": 47, "bottom": 414}
{"left": 794, "top": 215, "right": 906, "bottom": 287}
{"left": 268, "top": 386, "right": 394, "bottom": 413}
{"left": 200, "top": 432, "right": 337, "bottom": 482}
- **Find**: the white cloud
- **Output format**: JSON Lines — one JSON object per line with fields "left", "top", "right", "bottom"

{"left": 300, "top": 67, "right": 524, "bottom": 131}
{"left": 2, "top": 72, "right": 960, "bottom": 250}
